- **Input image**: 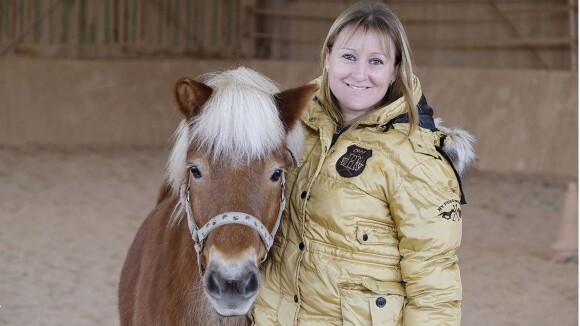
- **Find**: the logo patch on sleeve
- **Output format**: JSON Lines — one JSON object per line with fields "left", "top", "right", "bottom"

{"left": 437, "top": 199, "right": 462, "bottom": 221}
{"left": 336, "top": 145, "right": 373, "bottom": 178}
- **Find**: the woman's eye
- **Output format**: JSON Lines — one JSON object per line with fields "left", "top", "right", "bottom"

{"left": 190, "top": 166, "right": 202, "bottom": 179}
{"left": 270, "top": 169, "right": 283, "bottom": 182}
{"left": 342, "top": 54, "right": 356, "bottom": 61}
{"left": 370, "top": 58, "right": 384, "bottom": 65}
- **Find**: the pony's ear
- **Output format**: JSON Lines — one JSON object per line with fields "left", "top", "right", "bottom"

{"left": 275, "top": 84, "right": 319, "bottom": 131}
{"left": 175, "top": 78, "right": 213, "bottom": 119}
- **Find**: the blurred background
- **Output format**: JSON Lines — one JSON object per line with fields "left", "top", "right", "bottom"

{"left": 0, "top": 0, "right": 577, "bottom": 325}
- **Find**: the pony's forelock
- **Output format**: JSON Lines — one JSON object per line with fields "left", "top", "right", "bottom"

{"left": 190, "top": 68, "right": 284, "bottom": 166}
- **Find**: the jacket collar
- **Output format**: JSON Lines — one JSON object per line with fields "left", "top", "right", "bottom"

{"left": 380, "top": 94, "right": 437, "bottom": 132}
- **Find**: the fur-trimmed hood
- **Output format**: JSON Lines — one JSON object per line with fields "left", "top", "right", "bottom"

{"left": 415, "top": 94, "right": 476, "bottom": 176}
{"left": 435, "top": 118, "right": 476, "bottom": 176}
{"left": 381, "top": 94, "right": 477, "bottom": 176}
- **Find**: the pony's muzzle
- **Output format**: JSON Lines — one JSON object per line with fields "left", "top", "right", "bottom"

{"left": 203, "top": 260, "right": 261, "bottom": 316}
{"left": 206, "top": 269, "right": 259, "bottom": 298}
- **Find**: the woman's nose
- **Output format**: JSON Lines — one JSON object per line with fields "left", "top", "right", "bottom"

{"left": 350, "top": 62, "right": 367, "bottom": 81}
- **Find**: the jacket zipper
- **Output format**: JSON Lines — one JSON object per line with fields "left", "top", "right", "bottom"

{"left": 330, "top": 125, "right": 348, "bottom": 148}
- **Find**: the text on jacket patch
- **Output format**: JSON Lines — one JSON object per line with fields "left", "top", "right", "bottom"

{"left": 336, "top": 145, "right": 373, "bottom": 178}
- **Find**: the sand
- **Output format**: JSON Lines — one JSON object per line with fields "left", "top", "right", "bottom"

{"left": 0, "top": 148, "right": 577, "bottom": 325}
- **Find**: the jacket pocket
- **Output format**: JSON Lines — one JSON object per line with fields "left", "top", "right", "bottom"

{"left": 356, "top": 221, "right": 399, "bottom": 246}
{"left": 338, "top": 280, "right": 405, "bottom": 326}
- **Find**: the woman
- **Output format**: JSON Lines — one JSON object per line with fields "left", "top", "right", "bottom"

{"left": 252, "top": 2, "right": 475, "bottom": 325}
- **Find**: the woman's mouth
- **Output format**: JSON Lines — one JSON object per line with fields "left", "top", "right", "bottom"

{"left": 346, "top": 83, "right": 369, "bottom": 90}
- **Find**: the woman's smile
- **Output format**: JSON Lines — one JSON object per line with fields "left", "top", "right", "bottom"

{"left": 346, "top": 83, "right": 370, "bottom": 90}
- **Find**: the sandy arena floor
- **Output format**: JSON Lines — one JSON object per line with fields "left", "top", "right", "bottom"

{"left": 0, "top": 148, "right": 577, "bottom": 325}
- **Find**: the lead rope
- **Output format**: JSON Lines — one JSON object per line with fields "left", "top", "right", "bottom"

{"left": 179, "top": 173, "right": 286, "bottom": 276}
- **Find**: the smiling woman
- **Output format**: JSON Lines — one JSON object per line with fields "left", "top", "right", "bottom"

{"left": 250, "top": 2, "right": 475, "bottom": 326}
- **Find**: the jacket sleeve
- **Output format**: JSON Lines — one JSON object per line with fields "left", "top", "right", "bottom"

{"left": 390, "top": 160, "right": 463, "bottom": 325}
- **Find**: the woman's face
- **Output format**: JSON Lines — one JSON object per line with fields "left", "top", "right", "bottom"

{"left": 325, "top": 29, "right": 398, "bottom": 123}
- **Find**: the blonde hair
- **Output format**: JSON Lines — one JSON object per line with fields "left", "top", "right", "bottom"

{"left": 320, "top": 2, "right": 417, "bottom": 133}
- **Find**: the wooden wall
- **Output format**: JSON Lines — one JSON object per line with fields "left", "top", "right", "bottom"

{"left": 257, "top": 0, "right": 578, "bottom": 70}
{"left": 0, "top": 0, "right": 577, "bottom": 70}
{"left": 0, "top": 0, "right": 249, "bottom": 58}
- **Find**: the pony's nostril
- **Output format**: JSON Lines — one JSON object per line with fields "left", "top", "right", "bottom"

{"left": 225, "top": 279, "right": 241, "bottom": 294}
{"left": 242, "top": 271, "right": 259, "bottom": 297}
{"left": 206, "top": 271, "right": 223, "bottom": 296}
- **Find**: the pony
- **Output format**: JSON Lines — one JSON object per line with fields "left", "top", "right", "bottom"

{"left": 118, "top": 67, "right": 317, "bottom": 325}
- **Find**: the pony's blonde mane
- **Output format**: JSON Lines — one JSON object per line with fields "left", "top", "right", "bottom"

{"left": 165, "top": 67, "right": 286, "bottom": 194}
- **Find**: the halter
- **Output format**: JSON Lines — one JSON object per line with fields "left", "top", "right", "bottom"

{"left": 179, "top": 173, "right": 286, "bottom": 276}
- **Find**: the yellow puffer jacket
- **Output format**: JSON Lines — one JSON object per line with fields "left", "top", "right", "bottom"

{"left": 252, "top": 76, "right": 471, "bottom": 325}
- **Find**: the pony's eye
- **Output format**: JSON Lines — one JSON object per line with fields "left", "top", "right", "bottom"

{"left": 270, "top": 169, "right": 283, "bottom": 182}
{"left": 190, "top": 166, "right": 202, "bottom": 179}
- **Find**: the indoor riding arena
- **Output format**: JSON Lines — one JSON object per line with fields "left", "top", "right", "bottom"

{"left": 0, "top": 1, "right": 577, "bottom": 325}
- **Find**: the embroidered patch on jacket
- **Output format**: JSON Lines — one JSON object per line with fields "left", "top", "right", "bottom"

{"left": 437, "top": 199, "right": 462, "bottom": 221}
{"left": 336, "top": 145, "right": 373, "bottom": 178}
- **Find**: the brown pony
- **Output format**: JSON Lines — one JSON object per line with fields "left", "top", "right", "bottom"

{"left": 118, "top": 67, "right": 317, "bottom": 325}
